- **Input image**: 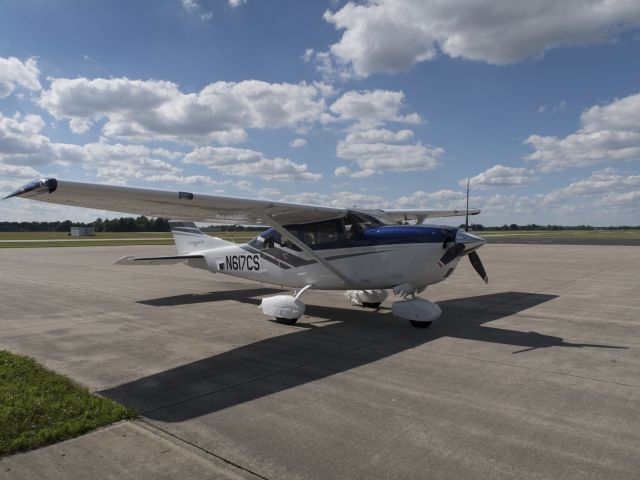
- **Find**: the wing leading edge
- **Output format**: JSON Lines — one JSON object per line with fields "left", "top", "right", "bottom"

{"left": 381, "top": 208, "right": 481, "bottom": 224}
{"left": 4, "top": 178, "right": 346, "bottom": 226}
{"left": 5, "top": 178, "right": 481, "bottom": 225}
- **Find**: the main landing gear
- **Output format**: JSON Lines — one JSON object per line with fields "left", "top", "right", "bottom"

{"left": 260, "top": 285, "right": 312, "bottom": 325}
{"left": 260, "top": 286, "right": 441, "bottom": 329}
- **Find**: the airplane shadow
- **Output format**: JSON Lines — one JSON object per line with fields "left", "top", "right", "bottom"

{"left": 100, "top": 290, "right": 626, "bottom": 422}
{"left": 138, "top": 287, "right": 285, "bottom": 306}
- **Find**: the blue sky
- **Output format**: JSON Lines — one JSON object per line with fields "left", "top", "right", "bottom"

{"left": 1, "top": 0, "right": 639, "bottom": 225}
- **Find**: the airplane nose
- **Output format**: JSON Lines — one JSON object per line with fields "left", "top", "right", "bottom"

{"left": 454, "top": 230, "right": 487, "bottom": 251}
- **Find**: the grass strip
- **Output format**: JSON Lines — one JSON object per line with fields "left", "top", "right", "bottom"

{"left": 0, "top": 350, "right": 136, "bottom": 456}
{"left": 0, "top": 240, "right": 175, "bottom": 248}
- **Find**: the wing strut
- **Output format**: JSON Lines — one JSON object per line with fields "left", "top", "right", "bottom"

{"left": 264, "top": 214, "right": 354, "bottom": 288}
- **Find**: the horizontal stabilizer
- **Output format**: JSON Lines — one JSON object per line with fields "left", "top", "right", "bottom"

{"left": 115, "top": 254, "right": 204, "bottom": 266}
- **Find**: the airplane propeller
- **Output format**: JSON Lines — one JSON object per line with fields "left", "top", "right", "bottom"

{"left": 468, "top": 250, "right": 488, "bottom": 283}
{"left": 437, "top": 179, "right": 488, "bottom": 283}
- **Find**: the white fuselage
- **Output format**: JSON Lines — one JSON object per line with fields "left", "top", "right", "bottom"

{"left": 193, "top": 241, "right": 460, "bottom": 290}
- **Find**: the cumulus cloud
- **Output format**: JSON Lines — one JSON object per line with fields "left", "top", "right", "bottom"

{"left": 289, "top": 138, "right": 307, "bottom": 148}
{"left": 303, "top": 49, "right": 353, "bottom": 83}
{"left": 336, "top": 140, "right": 441, "bottom": 177}
{"left": 0, "top": 163, "right": 41, "bottom": 178}
{"left": 462, "top": 165, "right": 538, "bottom": 188}
{"left": 180, "top": 0, "right": 212, "bottom": 21}
{"left": 145, "top": 174, "right": 222, "bottom": 186}
{"left": 526, "top": 93, "right": 640, "bottom": 171}
{"left": 80, "top": 142, "right": 181, "bottom": 183}
{"left": 0, "top": 56, "right": 41, "bottom": 98}
{"left": 279, "top": 191, "right": 390, "bottom": 209}
{"left": 542, "top": 168, "right": 640, "bottom": 206}
{"left": 184, "top": 146, "right": 322, "bottom": 181}
{"left": 335, "top": 126, "right": 440, "bottom": 177}
{"left": 39, "top": 78, "right": 330, "bottom": 145}
{"left": 328, "top": 93, "right": 434, "bottom": 176}
{"left": 321, "top": 0, "right": 640, "bottom": 77}
{"left": 329, "top": 90, "right": 422, "bottom": 128}
{"left": 344, "top": 128, "right": 413, "bottom": 144}
{"left": 228, "top": 0, "right": 246, "bottom": 7}
{"left": 0, "top": 111, "right": 185, "bottom": 184}
{"left": 396, "top": 189, "right": 465, "bottom": 208}
{"left": 0, "top": 112, "right": 82, "bottom": 165}
{"left": 334, "top": 166, "right": 352, "bottom": 177}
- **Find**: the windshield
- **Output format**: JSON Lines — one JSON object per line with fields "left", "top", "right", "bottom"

{"left": 344, "top": 211, "right": 381, "bottom": 239}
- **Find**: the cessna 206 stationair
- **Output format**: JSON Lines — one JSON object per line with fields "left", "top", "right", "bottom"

{"left": 5, "top": 178, "right": 488, "bottom": 328}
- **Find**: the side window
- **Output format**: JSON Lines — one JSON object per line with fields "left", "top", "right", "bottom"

{"left": 288, "top": 220, "right": 344, "bottom": 249}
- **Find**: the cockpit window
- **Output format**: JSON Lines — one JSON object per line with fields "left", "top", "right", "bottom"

{"left": 284, "top": 219, "right": 344, "bottom": 249}
{"left": 344, "top": 211, "right": 381, "bottom": 239}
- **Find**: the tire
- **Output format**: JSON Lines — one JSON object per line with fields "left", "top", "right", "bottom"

{"left": 409, "top": 320, "right": 432, "bottom": 329}
{"left": 361, "top": 302, "right": 381, "bottom": 309}
{"left": 275, "top": 317, "right": 299, "bottom": 325}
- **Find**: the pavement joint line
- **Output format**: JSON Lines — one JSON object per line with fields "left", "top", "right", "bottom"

{"left": 140, "top": 330, "right": 410, "bottom": 418}
{"left": 417, "top": 347, "right": 640, "bottom": 389}
{"left": 534, "top": 262, "right": 628, "bottom": 295}
{"left": 404, "top": 293, "right": 640, "bottom": 389}
{"left": 2, "top": 273, "right": 150, "bottom": 304}
{"left": 137, "top": 419, "right": 271, "bottom": 480}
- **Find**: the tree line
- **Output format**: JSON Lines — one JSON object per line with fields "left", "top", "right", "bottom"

{"left": 0, "top": 217, "right": 638, "bottom": 233}
{"left": 0, "top": 217, "right": 265, "bottom": 232}
{"left": 0, "top": 216, "right": 170, "bottom": 232}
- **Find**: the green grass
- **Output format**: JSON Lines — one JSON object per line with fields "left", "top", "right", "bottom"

{"left": 0, "top": 232, "right": 172, "bottom": 240}
{"left": 0, "top": 350, "right": 136, "bottom": 456}
{"left": 0, "top": 239, "right": 175, "bottom": 248}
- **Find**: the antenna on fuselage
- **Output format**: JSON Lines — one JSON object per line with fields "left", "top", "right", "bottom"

{"left": 465, "top": 178, "right": 470, "bottom": 232}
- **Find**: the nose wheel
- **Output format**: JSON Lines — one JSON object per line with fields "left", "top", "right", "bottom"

{"left": 361, "top": 302, "right": 381, "bottom": 309}
{"left": 409, "top": 320, "right": 432, "bottom": 329}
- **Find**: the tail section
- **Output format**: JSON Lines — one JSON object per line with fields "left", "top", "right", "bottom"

{"left": 170, "top": 221, "right": 233, "bottom": 254}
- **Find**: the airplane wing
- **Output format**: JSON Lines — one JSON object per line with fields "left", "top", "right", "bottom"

{"left": 381, "top": 209, "right": 481, "bottom": 223}
{"left": 4, "top": 178, "right": 346, "bottom": 226}
{"left": 4, "top": 178, "right": 481, "bottom": 226}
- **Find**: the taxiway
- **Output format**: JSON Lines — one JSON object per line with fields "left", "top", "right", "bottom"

{"left": 0, "top": 244, "right": 639, "bottom": 479}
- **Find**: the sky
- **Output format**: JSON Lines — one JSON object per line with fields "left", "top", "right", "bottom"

{"left": 0, "top": 0, "right": 639, "bottom": 226}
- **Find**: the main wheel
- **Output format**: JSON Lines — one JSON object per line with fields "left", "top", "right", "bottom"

{"left": 409, "top": 320, "right": 432, "bottom": 329}
{"left": 361, "top": 302, "right": 381, "bottom": 309}
{"left": 275, "top": 317, "right": 299, "bottom": 325}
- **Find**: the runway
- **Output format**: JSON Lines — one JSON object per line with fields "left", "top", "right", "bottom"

{"left": 1, "top": 244, "right": 639, "bottom": 479}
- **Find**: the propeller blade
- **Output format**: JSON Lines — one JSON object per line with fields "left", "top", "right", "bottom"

{"left": 468, "top": 250, "right": 488, "bottom": 283}
{"left": 438, "top": 243, "right": 465, "bottom": 267}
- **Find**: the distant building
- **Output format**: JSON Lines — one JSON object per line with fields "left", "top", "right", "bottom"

{"left": 70, "top": 226, "right": 95, "bottom": 237}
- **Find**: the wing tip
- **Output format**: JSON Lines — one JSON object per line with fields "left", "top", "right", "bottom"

{"left": 3, "top": 177, "right": 58, "bottom": 200}
{"left": 114, "top": 255, "right": 136, "bottom": 265}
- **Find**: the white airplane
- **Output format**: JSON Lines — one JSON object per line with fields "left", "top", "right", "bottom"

{"left": 5, "top": 177, "right": 488, "bottom": 328}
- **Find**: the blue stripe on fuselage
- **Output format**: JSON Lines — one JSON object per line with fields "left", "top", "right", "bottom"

{"left": 361, "top": 225, "right": 457, "bottom": 246}
{"left": 255, "top": 225, "right": 457, "bottom": 250}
